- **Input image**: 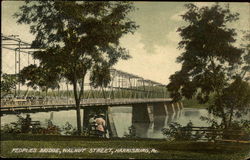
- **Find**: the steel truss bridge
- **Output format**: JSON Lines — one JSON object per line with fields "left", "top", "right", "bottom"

{"left": 1, "top": 34, "right": 170, "bottom": 114}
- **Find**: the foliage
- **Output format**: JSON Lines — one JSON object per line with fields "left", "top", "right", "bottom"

{"left": 200, "top": 116, "right": 250, "bottom": 141}
{"left": 224, "top": 120, "right": 250, "bottom": 140}
{"left": 41, "top": 120, "right": 61, "bottom": 135}
{"left": 162, "top": 119, "right": 250, "bottom": 141}
{"left": 18, "top": 64, "right": 60, "bottom": 91}
{"left": 90, "top": 63, "right": 111, "bottom": 89}
{"left": 61, "top": 122, "right": 78, "bottom": 135}
{"left": 1, "top": 73, "right": 18, "bottom": 98}
{"left": 14, "top": 1, "right": 138, "bottom": 134}
{"left": 1, "top": 115, "right": 61, "bottom": 135}
{"left": 1, "top": 115, "right": 28, "bottom": 134}
{"left": 1, "top": 119, "right": 94, "bottom": 137}
{"left": 209, "top": 77, "right": 250, "bottom": 127}
{"left": 167, "top": 3, "right": 243, "bottom": 103}
{"left": 182, "top": 98, "right": 209, "bottom": 108}
{"left": 123, "top": 125, "right": 138, "bottom": 138}
{"left": 167, "top": 3, "right": 249, "bottom": 129}
{"left": 1, "top": 123, "right": 22, "bottom": 134}
{"left": 240, "top": 30, "right": 250, "bottom": 81}
{"left": 200, "top": 116, "right": 223, "bottom": 141}
{"left": 162, "top": 122, "right": 203, "bottom": 141}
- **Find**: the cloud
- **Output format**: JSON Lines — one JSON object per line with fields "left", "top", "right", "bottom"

{"left": 131, "top": 2, "right": 185, "bottom": 54}
{"left": 2, "top": 1, "right": 248, "bottom": 86}
{"left": 115, "top": 33, "right": 181, "bottom": 84}
{"left": 166, "top": 30, "right": 181, "bottom": 43}
{"left": 193, "top": 2, "right": 216, "bottom": 8}
{"left": 2, "top": 1, "right": 34, "bottom": 42}
{"left": 170, "top": 10, "right": 185, "bottom": 22}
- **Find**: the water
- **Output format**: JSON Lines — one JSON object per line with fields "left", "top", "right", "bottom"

{"left": 111, "top": 107, "right": 219, "bottom": 138}
{"left": 1, "top": 106, "right": 249, "bottom": 139}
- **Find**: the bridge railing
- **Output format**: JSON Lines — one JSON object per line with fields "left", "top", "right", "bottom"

{"left": 1, "top": 98, "right": 172, "bottom": 107}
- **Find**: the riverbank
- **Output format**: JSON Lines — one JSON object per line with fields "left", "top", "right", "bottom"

{"left": 1, "top": 134, "right": 250, "bottom": 159}
{"left": 183, "top": 98, "right": 209, "bottom": 108}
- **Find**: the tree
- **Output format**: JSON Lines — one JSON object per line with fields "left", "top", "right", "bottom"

{"left": 1, "top": 73, "right": 17, "bottom": 98}
{"left": 14, "top": 1, "right": 138, "bottom": 134}
{"left": 240, "top": 30, "right": 250, "bottom": 81}
{"left": 89, "top": 62, "right": 111, "bottom": 99}
{"left": 18, "top": 64, "right": 60, "bottom": 97}
{"left": 211, "top": 77, "right": 250, "bottom": 128}
{"left": 167, "top": 3, "right": 249, "bottom": 129}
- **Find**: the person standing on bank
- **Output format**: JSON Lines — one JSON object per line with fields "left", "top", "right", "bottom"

{"left": 95, "top": 113, "right": 106, "bottom": 138}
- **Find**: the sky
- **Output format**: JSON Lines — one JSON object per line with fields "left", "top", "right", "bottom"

{"left": 1, "top": 1, "right": 250, "bottom": 84}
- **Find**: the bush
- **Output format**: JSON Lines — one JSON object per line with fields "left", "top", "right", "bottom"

{"left": 223, "top": 120, "right": 250, "bottom": 140}
{"left": 1, "top": 123, "right": 22, "bottom": 134}
{"left": 162, "top": 121, "right": 203, "bottom": 141}
{"left": 61, "top": 122, "right": 80, "bottom": 135}
{"left": 123, "top": 125, "right": 138, "bottom": 138}
{"left": 201, "top": 116, "right": 250, "bottom": 141}
{"left": 1, "top": 114, "right": 26, "bottom": 134}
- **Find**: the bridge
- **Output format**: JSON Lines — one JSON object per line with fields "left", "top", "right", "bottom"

{"left": 1, "top": 34, "right": 183, "bottom": 137}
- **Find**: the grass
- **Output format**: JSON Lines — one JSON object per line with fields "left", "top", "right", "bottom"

{"left": 1, "top": 134, "right": 250, "bottom": 159}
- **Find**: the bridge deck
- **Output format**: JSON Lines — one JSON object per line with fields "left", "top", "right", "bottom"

{"left": 0, "top": 98, "right": 172, "bottom": 115}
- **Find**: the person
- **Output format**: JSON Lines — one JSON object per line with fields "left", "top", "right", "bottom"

{"left": 22, "top": 114, "right": 32, "bottom": 133}
{"left": 88, "top": 114, "right": 97, "bottom": 132}
{"left": 89, "top": 114, "right": 96, "bottom": 124}
{"left": 95, "top": 113, "right": 106, "bottom": 138}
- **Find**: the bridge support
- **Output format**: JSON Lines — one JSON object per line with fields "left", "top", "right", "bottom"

{"left": 179, "top": 102, "right": 184, "bottom": 109}
{"left": 107, "top": 107, "right": 118, "bottom": 138}
{"left": 152, "top": 102, "right": 167, "bottom": 116}
{"left": 132, "top": 104, "right": 154, "bottom": 123}
{"left": 174, "top": 102, "right": 180, "bottom": 113}
{"left": 166, "top": 103, "right": 175, "bottom": 114}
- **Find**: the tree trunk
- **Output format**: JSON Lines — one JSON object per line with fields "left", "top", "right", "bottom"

{"left": 73, "top": 81, "right": 82, "bottom": 135}
{"left": 228, "top": 105, "right": 234, "bottom": 128}
{"left": 76, "top": 100, "right": 82, "bottom": 134}
{"left": 210, "top": 57, "right": 228, "bottom": 129}
{"left": 45, "top": 87, "right": 48, "bottom": 104}
{"left": 101, "top": 87, "right": 106, "bottom": 99}
{"left": 72, "top": 72, "right": 86, "bottom": 135}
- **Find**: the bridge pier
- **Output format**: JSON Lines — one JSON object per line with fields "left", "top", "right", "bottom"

{"left": 132, "top": 102, "right": 183, "bottom": 124}
{"left": 132, "top": 104, "right": 154, "bottom": 123}
{"left": 166, "top": 103, "right": 175, "bottom": 114}
{"left": 107, "top": 107, "right": 118, "bottom": 138}
{"left": 179, "top": 102, "right": 184, "bottom": 109}
{"left": 174, "top": 102, "right": 180, "bottom": 113}
{"left": 152, "top": 102, "right": 167, "bottom": 116}
{"left": 153, "top": 115, "right": 166, "bottom": 133}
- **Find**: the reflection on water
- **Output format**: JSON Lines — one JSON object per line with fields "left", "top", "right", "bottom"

{"left": 184, "top": 110, "right": 200, "bottom": 117}
{"left": 153, "top": 116, "right": 166, "bottom": 132}
{"left": 1, "top": 106, "right": 249, "bottom": 139}
{"left": 0, "top": 111, "right": 83, "bottom": 129}
{"left": 132, "top": 123, "right": 153, "bottom": 138}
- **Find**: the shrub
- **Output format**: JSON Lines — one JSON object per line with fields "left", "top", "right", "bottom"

{"left": 162, "top": 121, "right": 203, "bottom": 141}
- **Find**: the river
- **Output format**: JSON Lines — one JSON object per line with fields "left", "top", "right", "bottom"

{"left": 1, "top": 106, "right": 249, "bottom": 138}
